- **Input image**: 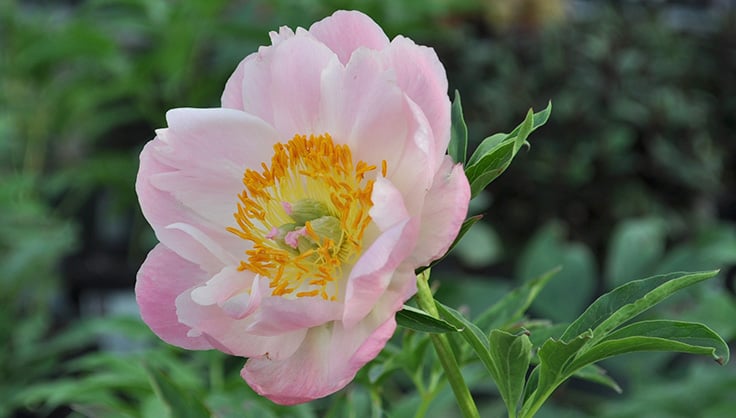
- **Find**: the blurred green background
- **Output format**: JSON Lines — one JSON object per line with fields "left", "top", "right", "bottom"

{"left": 1, "top": 0, "right": 735, "bottom": 417}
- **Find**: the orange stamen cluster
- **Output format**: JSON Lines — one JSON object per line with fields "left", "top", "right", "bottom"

{"left": 226, "top": 133, "right": 381, "bottom": 301}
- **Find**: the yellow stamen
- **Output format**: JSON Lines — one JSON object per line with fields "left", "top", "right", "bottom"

{"left": 229, "top": 133, "right": 379, "bottom": 300}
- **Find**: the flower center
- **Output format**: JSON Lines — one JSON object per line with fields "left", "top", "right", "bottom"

{"left": 227, "top": 133, "right": 385, "bottom": 301}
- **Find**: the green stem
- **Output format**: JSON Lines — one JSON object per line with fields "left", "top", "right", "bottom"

{"left": 415, "top": 271, "right": 480, "bottom": 418}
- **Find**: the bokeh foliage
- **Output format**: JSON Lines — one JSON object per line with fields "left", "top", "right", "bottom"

{"left": 1, "top": 0, "right": 734, "bottom": 417}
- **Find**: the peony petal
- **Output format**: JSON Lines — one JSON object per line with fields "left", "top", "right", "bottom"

{"left": 137, "top": 141, "right": 233, "bottom": 273}
{"left": 343, "top": 182, "right": 419, "bottom": 327}
{"left": 309, "top": 10, "right": 390, "bottom": 65}
{"left": 242, "top": 309, "right": 396, "bottom": 405}
{"left": 381, "top": 36, "right": 450, "bottom": 167}
{"left": 175, "top": 288, "right": 307, "bottom": 359}
{"left": 245, "top": 297, "right": 343, "bottom": 336}
{"left": 369, "top": 176, "right": 410, "bottom": 231}
{"left": 189, "top": 265, "right": 253, "bottom": 306}
{"left": 411, "top": 156, "right": 471, "bottom": 267}
{"left": 320, "top": 52, "right": 434, "bottom": 215}
{"left": 135, "top": 244, "right": 212, "bottom": 350}
{"left": 221, "top": 60, "right": 245, "bottom": 110}
{"left": 151, "top": 107, "right": 279, "bottom": 228}
{"left": 267, "top": 33, "right": 341, "bottom": 137}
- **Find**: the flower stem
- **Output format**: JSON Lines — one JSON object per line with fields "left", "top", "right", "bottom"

{"left": 415, "top": 271, "right": 480, "bottom": 418}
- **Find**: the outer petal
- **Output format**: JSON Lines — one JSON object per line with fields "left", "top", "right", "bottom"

{"left": 309, "top": 10, "right": 390, "bottom": 65}
{"left": 381, "top": 36, "right": 450, "bottom": 167}
{"left": 137, "top": 142, "right": 233, "bottom": 273}
{"left": 221, "top": 27, "right": 295, "bottom": 110}
{"left": 221, "top": 29, "right": 342, "bottom": 138}
{"left": 411, "top": 156, "right": 471, "bottom": 267}
{"left": 135, "top": 244, "right": 212, "bottom": 350}
{"left": 242, "top": 309, "right": 397, "bottom": 405}
{"left": 150, "top": 107, "right": 279, "bottom": 228}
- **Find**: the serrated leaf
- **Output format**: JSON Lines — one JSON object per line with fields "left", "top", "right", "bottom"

{"left": 561, "top": 270, "right": 719, "bottom": 344}
{"left": 476, "top": 267, "right": 560, "bottom": 331}
{"left": 568, "top": 320, "right": 730, "bottom": 371}
{"left": 396, "top": 305, "right": 460, "bottom": 333}
{"left": 144, "top": 364, "right": 210, "bottom": 418}
{"left": 488, "top": 330, "right": 533, "bottom": 415}
{"left": 449, "top": 90, "right": 468, "bottom": 165}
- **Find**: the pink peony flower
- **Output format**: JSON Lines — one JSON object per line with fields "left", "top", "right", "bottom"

{"left": 135, "top": 10, "right": 470, "bottom": 405}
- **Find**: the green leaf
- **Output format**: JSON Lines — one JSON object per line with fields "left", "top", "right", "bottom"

{"left": 535, "top": 332, "right": 592, "bottom": 395}
{"left": 506, "top": 101, "right": 552, "bottom": 145}
{"left": 144, "top": 363, "right": 211, "bottom": 418}
{"left": 396, "top": 305, "right": 460, "bottom": 333}
{"left": 467, "top": 102, "right": 552, "bottom": 167}
{"left": 465, "top": 139, "right": 516, "bottom": 198}
{"left": 517, "top": 222, "right": 596, "bottom": 322}
{"left": 464, "top": 102, "right": 551, "bottom": 197}
{"left": 605, "top": 218, "right": 666, "bottom": 288}
{"left": 561, "top": 270, "right": 719, "bottom": 343}
{"left": 568, "top": 320, "right": 730, "bottom": 370}
{"left": 476, "top": 267, "right": 560, "bottom": 331}
{"left": 521, "top": 332, "right": 592, "bottom": 417}
{"left": 436, "top": 302, "right": 495, "bottom": 376}
{"left": 487, "top": 330, "right": 533, "bottom": 417}
{"left": 452, "top": 220, "right": 502, "bottom": 269}
{"left": 448, "top": 90, "right": 468, "bottom": 165}
{"left": 572, "top": 364, "right": 622, "bottom": 394}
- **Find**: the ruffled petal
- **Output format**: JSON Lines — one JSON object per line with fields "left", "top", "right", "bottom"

{"left": 309, "top": 10, "right": 390, "bottom": 65}
{"left": 137, "top": 141, "right": 234, "bottom": 273}
{"left": 242, "top": 308, "right": 396, "bottom": 405}
{"left": 245, "top": 297, "right": 343, "bottom": 336}
{"left": 175, "top": 287, "right": 307, "bottom": 359}
{"left": 189, "top": 265, "right": 253, "bottom": 307}
{"left": 135, "top": 244, "right": 212, "bottom": 350}
{"left": 381, "top": 36, "right": 450, "bottom": 167}
{"left": 150, "top": 107, "right": 279, "bottom": 228}
{"left": 411, "top": 156, "right": 470, "bottom": 267}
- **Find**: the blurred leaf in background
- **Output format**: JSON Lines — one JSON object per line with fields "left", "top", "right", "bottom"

{"left": 1, "top": 0, "right": 735, "bottom": 417}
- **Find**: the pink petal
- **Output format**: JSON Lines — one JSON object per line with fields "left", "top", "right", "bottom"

{"left": 320, "top": 49, "right": 409, "bottom": 169}
{"left": 242, "top": 310, "right": 397, "bottom": 405}
{"left": 267, "top": 34, "right": 341, "bottom": 136}
{"left": 411, "top": 157, "right": 471, "bottom": 267}
{"left": 175, "top": 288, "right": 307, "bottom": 359}
{"left": 189, "top": 265, "right": 253, "bottom": 307}
{"left": 245, "top": 297, "right": 344, "bottom": 336}
{"left": 221, "top": 59, "right": 245, "bottom": 110}
{"left": 309, "top": 10, "right": 390, "bottom": 65}
{"left": 319, "top": 52, "right": 434, "bottom": 214}
{"left": 381, "top": 36, "right": 450, "bottom": 167}
{"left": 137, "top": 141, "right": 235, "bottom": 273}
{"left": 135, "top": 244, "right": 212, "bottom": 350}
{"left": 343, "top": 179, "right": 419, "bottom": 326}
{"left": 150, "top": 107, "right": 279, "bottom": 228}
